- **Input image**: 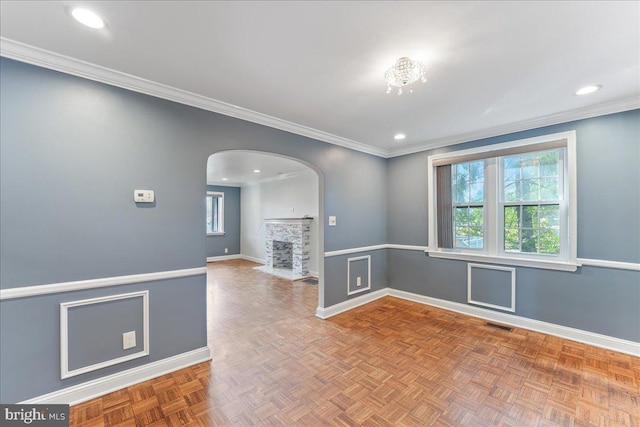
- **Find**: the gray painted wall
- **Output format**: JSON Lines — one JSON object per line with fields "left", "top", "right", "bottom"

{"left": 387, "top": 110, "right": 640, "bottom": 342}
{"left": 324, "top": 250, "right": 387, "bottom": 307}
{"left": 206, "top": 185, "right": 241, "bottom": 257}
{"left": 468, "top": 267, "right": 513, "bottom": 309}
{"left": 1, "top": 55, "right": 637, "bottom": 403}
{"left": 0, "top": 57, "right": 388, "bottom": 402}
{"left": 0, "top": 276, "right": 205, "bottom": 403}
{"left": 67, "top": 296, "right": 145, "bottom": 371}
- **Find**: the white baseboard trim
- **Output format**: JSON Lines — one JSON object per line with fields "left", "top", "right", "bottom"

{"left": 0, "top": 267, "right": 207, "bottom": 301}
{"left": 206, "top": 254, "right": 241, "bottom": 262}
{"left": 308, "top": 270, "right": 319, "bottom": 278}
{"left": 20, "top": 347, "right": 211, "bottom": 405}
{"left": 240, "top": 255, "right": 266, "bottom": 264}
{"left": 388, "top": 289, "right": 640, "bottom": 357}
{"left": 315, "top": 288, "right": 388, "bottom": 319}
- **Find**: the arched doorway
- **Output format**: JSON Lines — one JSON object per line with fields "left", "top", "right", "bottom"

{"left": 205, "top": 150, "right": 324, "bottom": 308}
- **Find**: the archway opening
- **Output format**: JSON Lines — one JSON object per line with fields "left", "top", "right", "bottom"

{"left": 204, "top": 150, "right": 324, "bottom": 315}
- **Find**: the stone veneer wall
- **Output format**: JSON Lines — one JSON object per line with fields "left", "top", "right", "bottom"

{"left": 265, "top": 221, "right": 311, "bottom": 276}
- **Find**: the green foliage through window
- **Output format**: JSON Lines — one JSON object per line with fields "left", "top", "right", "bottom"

{"left": 452, "top": 161, "right": 484, "bottom": 249}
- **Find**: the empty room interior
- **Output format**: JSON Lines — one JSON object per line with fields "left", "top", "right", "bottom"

{"left": 0, "top": 1, "right": 638, "bottom": 426}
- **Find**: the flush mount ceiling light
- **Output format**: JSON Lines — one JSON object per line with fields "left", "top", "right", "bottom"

{"left": 576, "top": 85, "right": 602, "bottom": 95}
{"left": 384, "top": 57, "right": 427, "bottom": 95}
{"left": 70, "top": 8, "right": 105, "bottom": 29}
{"left": 253, "top": 169, "right": 261, "bottom": 173}
{"left": 394, "top": 133, "right": 406, "bottom": 141}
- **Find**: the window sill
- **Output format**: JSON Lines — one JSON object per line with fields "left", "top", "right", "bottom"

{"left": 207, "top": 232, "right": 225, "bottom": 236}
{"left": 425, "top": 250, "right": 580, "bottom": 272}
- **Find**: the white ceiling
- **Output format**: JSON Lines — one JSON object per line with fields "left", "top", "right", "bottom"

{"left": 207, "top": 151, "right": 309, "bottom": 186}
{"left": 1, "top": 1, "right": 639, "bottom": 157}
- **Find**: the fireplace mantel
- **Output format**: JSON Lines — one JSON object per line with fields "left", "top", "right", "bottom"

{"left": 264, "top": 218, "right": 313, "bottom": 225}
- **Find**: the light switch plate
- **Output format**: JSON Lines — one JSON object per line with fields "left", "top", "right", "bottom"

{"left": 328, "top": 216, "right": 337, "bottom": 226}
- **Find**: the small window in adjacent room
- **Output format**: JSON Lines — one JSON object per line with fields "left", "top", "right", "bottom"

{"left": 206, "top": 192, "right": 224, "bottom": 235}
{"left": 428, "top": 131, "right": 577, "bottom": 271}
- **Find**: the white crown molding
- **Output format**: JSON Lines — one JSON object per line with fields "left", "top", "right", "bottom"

{"left": 20, "top": 347, "right": 211, "bottom": 405}
{"left": 0, "top": 37, "right": 388, "bottom": 158}
{"left": 1, "top": 38, "right": 637, "bottom": 160}
{"left": 388, "top": 96, "right": 640, "bottom": 158}
{"left": 0, "top": 267, "right": 206, "bottom": 300}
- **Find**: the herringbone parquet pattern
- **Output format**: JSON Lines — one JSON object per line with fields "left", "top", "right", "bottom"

{"left": 70, "top": 260, "right": 639, "bottom": 426}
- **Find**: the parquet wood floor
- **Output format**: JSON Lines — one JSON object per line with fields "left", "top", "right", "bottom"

{"left": 70, "top": 259, "right": 640, "bottom": 426}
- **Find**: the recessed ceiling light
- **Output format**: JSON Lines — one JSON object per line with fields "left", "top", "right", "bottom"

{"left": 394, "top": 133, "right": 406, "bottom": 141}
{"left": 576, "top": 85, "right": 601, "bottom": 96}
{"left": 71, "top": 8, "right": 105, "bottom": 29}
{"left": 253, "top": 169, "right": 261, "bottom": 173}
{"left": 222, "top": 178, "right": 228, "bottom": 181}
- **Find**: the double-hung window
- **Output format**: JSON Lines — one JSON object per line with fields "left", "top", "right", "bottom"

{"left": 428, "top": 131, "right": 577, "bottom": 271}
{"left": 206, "top": 192, "right": 224, "bottom": 235}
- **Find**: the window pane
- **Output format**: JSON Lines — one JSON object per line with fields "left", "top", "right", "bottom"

{"left": 504, "top": 180, "right": 519, "bottom": 202}
{"left": 212, "top": 197, "right": 219, "bottom": 232}
{"left": 451, "top": 161, "right": 485, "bottom": 250}
{"left": 469, "top": 182, "right": 484, "bottom": 203}
{"left": 504, "top": 229, "right": 520, "bottom": 251}
{"left": 522, "top": 160, "right": 539, "bottom": 179}
{"left": 455, "top": 228, "right": 469, "bottom": 248}
{"left": 540, "top": 151, "right": 559, "bottom": 177}
{"left": 504, "top": 206, "right": 520, "bottom": 228}
{"left": 469, "top": 207, "right": 483, "bottom": 226}
{"left": 456, "top": 163, "right": 469, "bottom": 180}
{"left": 539, "top": 229, "right": 560, "bottom": 254}
{"left": 522, "top": 205, "right": 539, "bottom": 229}
{"left": 539, "top": 205, "right": 559, "bottom": 228}
{"left": 206, "top": 196, "right": 213, "bottom": 233}
{"left": 469, "top": 161, "right": 484, "bottom": 182}
{"left": 454, "top": 207, "right": 469, "bottom": 226}
{"left": 454, "top": 183, "right": 469, "bottom": 203}
{"left": 504, "top": 157, "right": 521, "bottom": 181}
{"left": 540, "top": 178, "right": 559, "bottom": 200}
{"left": 522, "top": 179, "right": 539, "bottom": 201}
{"left": 468, "top": 227, "right": 484, "bottom": 248}
{"left": 521, "top": 229, "right": 538, "bottom": 253}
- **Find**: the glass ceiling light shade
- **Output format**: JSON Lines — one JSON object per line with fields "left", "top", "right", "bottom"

{"left": 384, "top": 57, "right": 427, "bottom": 95}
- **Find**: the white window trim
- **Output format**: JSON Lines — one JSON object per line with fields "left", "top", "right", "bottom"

{"left": 427, "top": 130, "right": 578, "bottom": 272}
{"left": 206, "top": 191, "right": 225, "bottom": 236}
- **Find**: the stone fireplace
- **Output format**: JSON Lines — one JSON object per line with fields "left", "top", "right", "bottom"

{"left": 265, "top": 218, "right": 313, "bottom": 278}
